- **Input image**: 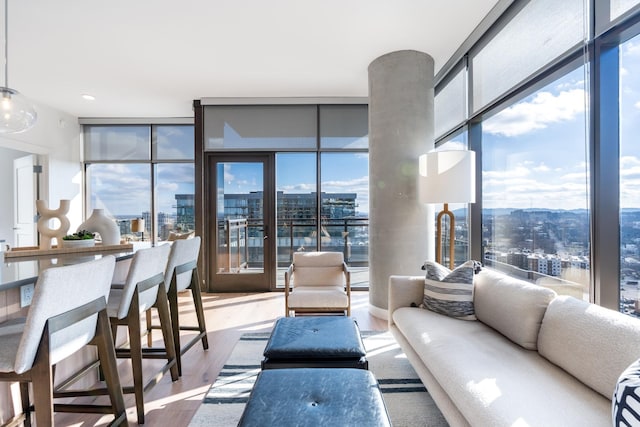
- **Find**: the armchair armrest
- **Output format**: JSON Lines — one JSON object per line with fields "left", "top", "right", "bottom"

{"left": 388, "top": 275, "right": 424, "bottom": 327}
{"left": 342, "top": 262, "right": 351, "bottom": 294}
{"left": 284, "top": 264, "right": 294, "bottom": 296}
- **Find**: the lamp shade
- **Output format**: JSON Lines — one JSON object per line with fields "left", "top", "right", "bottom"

{"left": 0, "top": 87, "right": 37, "bottom": 134}
{"left": 131, "top": 218, "right": 145, "bottom": 233}
{"left": 419, "top": 150, "right": 476, "bottom": 204}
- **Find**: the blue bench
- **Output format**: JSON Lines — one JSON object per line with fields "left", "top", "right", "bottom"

{"left": 261, "top": 316, "right": 368, "bottom": 370}
{"left": 238, "top": 368, "right": 391, "bottom": 427}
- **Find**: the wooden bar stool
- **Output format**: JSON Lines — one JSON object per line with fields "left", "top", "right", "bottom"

{"left": 107, "top": 244, "right": 178, "bottom": 425}
{"left": 146, "top": 237, "right": 208, "bottom": 376}
{"left": 0, "top": 256, "right": 127, "bottom": 426}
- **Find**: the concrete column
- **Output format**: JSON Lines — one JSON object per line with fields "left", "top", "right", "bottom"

{"left": 368, "top": 50, "right": 435, "bottom": 319}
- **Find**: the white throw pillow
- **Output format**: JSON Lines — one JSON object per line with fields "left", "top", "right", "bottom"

{"left": 421, "top": 260, "right": 480, "bottom": 321}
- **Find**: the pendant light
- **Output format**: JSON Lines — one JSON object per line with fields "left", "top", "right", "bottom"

{"left": 0, "top": 0, "right": 36, "bottom": 133}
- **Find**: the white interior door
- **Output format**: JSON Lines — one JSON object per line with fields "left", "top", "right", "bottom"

{"left": 13, "top": 155, "right": 37, "bottom": 248}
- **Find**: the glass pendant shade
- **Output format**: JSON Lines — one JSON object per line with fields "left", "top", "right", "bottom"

{"left": 0, "top": 87, "right": 37, "bottom": 134}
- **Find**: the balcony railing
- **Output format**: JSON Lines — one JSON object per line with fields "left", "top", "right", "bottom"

{"left": 218, "top": 217, "right": 369, "bottom": 268}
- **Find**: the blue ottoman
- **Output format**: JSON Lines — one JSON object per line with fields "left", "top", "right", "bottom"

{"left": 261, "top": 316, "right": 368, "bottom": 369}
{"left": 238, "top": 368, "right": 391, "bottom": 427}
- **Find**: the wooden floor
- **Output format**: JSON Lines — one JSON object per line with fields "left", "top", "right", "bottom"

{"left": 54, "top": 290, "right": 387, "bottom": 426}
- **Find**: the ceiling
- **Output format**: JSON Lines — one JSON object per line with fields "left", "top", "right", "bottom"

{"left": 6, "top": 0, "right": 500, "bottom": 119}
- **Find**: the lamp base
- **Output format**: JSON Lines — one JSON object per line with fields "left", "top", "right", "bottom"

{"left": 436, "top": 203, "right": 455, "bottom": 270}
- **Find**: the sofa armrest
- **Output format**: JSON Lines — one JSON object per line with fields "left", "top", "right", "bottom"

{"left": 388, "top": 275, "right": 424, "bottom": 327}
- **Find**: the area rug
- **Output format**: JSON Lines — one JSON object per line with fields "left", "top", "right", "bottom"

{"left": 189, "top": 331, "right": 448, "bottom": 426}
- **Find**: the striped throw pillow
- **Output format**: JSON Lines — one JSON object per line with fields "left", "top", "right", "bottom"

{"left": 422, "top": 260, "right": 479, "bottom": 321}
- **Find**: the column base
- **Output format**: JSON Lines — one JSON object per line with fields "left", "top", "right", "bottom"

{"left": 368, "top": 304, "right": 388, "bottom": 321}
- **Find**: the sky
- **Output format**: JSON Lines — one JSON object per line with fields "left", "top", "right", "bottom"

{"left": 479, "top": 64, "right": 589, "bottom": 211}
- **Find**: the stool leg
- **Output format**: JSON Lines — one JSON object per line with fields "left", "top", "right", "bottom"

{"left": 127, "top": 309, "right": 146, "bottom": 425}
{"left": 190, "top": 270, "right": 208, "bottom": 350}
{"left": 168, "top": 285, "right": 183, "bottom": 376}
{"left": 20, "top": 382, "right": 31, "bottom": 427}
{"left": 30, "top": 360, "right": 54, "bottom": 427}
{"left": 96, "top": 310, "right": 127, "bottom": 425}
{"left": 157, "top": 285, "right": 179, "bottom": 382}
{"left": 145, "top": 310, "right": 153, "bottom": 347}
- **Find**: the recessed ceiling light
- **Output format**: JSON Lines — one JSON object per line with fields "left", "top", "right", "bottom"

{"left": 81, "top": 94, "right": 96, "bottom": 101}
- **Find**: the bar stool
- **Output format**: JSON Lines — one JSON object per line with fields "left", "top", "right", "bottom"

{"left": 0, "top": 256, "right": 127, "bottom": 426}
{"left": 146, "top": 236, "right": 208, "bottom": 376}
{"left": 107, "top": 244, "right": 178, "bottom": 424}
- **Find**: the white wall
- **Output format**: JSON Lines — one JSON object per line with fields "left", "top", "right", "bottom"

{"left": 0, "top": 147, "right": 29, "bottom": 246}
{"left": 0, "top": 101, "right": 81, "bottom": 247}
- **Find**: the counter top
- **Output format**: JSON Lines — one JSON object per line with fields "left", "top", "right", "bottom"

{"left": 0, "top": 249, "right": 136, "bottom": 292}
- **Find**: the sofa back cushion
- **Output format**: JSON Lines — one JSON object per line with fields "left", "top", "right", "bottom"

{"left": 474, "top": 269, "right": 556, "bottom": 350}
{"left": 538, "top": 296, "right": 640, "bottom": 399}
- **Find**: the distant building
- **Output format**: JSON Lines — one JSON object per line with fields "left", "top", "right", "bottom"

{"left": 507, "top": 252, "right": 529, "bottom": 270}
{"left": 175, "top": 194, "right": 195, "bottom": 231}
{"left": 224, "top": 191, "right": 357, "bottom": 221}
{"left": 528, "top": 254, "right": 562, "bottom": 276}
{"left": 158, "top": 211, "right": 174, "bottom": 240}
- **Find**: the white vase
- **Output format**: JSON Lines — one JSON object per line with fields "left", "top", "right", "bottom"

{"left": 78, "top": 209, "right": 121, "bottom": 246}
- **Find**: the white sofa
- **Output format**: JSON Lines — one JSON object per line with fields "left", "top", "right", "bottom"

{"left": 389, "top": 268, "right": 640, "bottom": 426}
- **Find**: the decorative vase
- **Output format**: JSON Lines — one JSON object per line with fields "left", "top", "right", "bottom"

{"left": 78, "top": 209, "right": 121, "bottom": 246}
{"left": 36, "top": 199, "right": 71, "bottom": 249}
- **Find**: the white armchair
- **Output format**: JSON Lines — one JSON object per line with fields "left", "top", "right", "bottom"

{"left": 284, "top": 251, "right": 351, "bottom": 317}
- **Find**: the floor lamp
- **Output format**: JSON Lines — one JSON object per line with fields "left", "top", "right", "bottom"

{"left": 131, "top": 218, "right": 145, "bottom": 241}
{"left": 419, "top": 150, "right": 475, "bottom": 270}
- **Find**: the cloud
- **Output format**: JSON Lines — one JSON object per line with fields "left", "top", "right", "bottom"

{"left": 560, "top": 171, "right": 589, "bottom": 182}
{"left": 322, "top": 176, "right": 369, "bottom": 189}
{"left": 483, "top": 165, "right": 530, "bottom": 180}
{"left": 278, "top": 183, "right": 316, "bottom": 192}
{"left": 484, "top": 89, "right": 586, "bottom": 137}
{"left": 621, "top": 156, "right": 640, "bottom": 180}
{"left": 483, "top": 176, "right": 589, "bottom": 210}
{"left": 533, "top": 163, "right": 551, "bottom": 173}
{"left": 439, "top": 140, "right": 467, "bottom": 151}
{"left": 89, "top": 164, "right": 151, "bottom": 214}
{"left": 483, "top": 160, "right": 588, "bottom": 210}
{"left": 224, "top": 163, "right": 234, "bottom": 183}
{"left": 624, "top": 41, "right": 640, "bottom": 56}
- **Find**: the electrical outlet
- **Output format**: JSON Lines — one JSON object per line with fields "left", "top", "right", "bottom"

{"left": 20, "top": 283, "right": 35, "bottom": 308}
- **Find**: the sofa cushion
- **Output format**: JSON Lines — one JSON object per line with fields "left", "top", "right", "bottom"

{"left": 392, "top": 306, "right": 611, "bottom": 426}
{"left": 422, "top": 260, "right": 477, "bottom": 321}
{"left": 538, "top": 296, "right": 640, "bottom": 399}
{"left": 474, "top": 269, "right": 556, "bottom": 350}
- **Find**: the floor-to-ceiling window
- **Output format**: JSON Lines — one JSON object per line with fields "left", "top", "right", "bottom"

{"left": 619, "top": 33, "right": 640, "bottom": 314}
{"left": 433, "top": 0, "right": 640, "bottom": 316}
{"left": 481, "top": 67, "right": 589, "bottom": 300}
{"left": 84, "top": 124, "right": 194, "bottom": 242}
